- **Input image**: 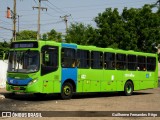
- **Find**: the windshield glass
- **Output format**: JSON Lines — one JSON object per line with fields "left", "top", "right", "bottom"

{"left": 8, "top": 50, "right": 39, "bottom": 73}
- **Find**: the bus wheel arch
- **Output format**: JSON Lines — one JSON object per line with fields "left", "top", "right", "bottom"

{"left": 124, "top": 80, "right": 134, "bottom": 96}
{"left": 61, "top": 79, "right": 76, "bottom": 100}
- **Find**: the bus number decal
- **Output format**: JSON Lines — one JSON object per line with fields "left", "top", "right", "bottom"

{"left": 124, "top": 73, "right": 135, "bottom": 77}
{"left": 81, "top": 74, "right": 86, "bottom": 79}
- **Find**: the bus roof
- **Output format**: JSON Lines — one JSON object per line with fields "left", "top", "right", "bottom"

{"left": 11, "top": 40, "right": 157, "bottom": 56}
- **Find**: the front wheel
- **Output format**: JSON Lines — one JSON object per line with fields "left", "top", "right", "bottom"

{"left": 124, "top": 81, "right": 133, "bottom": 96}
{"left": 61, "top": 82, "right": 73, "bottom": 100}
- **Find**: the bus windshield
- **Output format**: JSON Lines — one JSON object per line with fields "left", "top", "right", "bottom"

{"left": 8, "top": 50, "right": 39, "bottom": 73}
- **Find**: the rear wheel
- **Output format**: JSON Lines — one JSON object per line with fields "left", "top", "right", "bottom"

{"left": 124, "top": 81, "right": 133, "bottom": 96}
{"left": 61, "top": 82, "right": 73, "bottom": 100}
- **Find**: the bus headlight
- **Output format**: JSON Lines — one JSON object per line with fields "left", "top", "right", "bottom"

{"left": 28, "top": 79, "right": 38, "bottom": 85}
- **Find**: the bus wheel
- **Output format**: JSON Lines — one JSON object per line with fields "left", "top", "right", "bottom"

{"left": 124, "top": 81, "right": 133, "bottom": 96}
{"left": 61, "top": 82, "right": 73, "bottom": 100}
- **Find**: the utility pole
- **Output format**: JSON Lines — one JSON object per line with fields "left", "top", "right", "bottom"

{"left": 33, "top": 0, "right": 47, "bottom": 40}
{"left": 13, "top": 0, "right": 17, "bottom": 42}
{"left": 6, "top": 0, "right": 17, "bottom": 42}
{"left": 60, "top": 14, "right": 71, "bottom": 34}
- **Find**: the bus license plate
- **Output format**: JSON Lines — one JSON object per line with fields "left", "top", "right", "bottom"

{"left": 13, "top": 86, "right": 20, "bottom": 90}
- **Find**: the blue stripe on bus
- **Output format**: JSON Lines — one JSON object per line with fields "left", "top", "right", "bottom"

{"left": 7, "top": 77, "right": 32, "bottom": 86}
{"left": 61, "top": 43, "right": 77, "bottom": 48}
{"left": 61, "top": 68, "right": 77, "bottom": 85}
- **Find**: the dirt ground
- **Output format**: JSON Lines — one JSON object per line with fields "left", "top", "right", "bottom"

{"left": 0, "top": 83, "right": 160, "bottom": 120}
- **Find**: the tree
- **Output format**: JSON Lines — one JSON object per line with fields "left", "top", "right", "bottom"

{"left": 0, "top": 41, "right": 10, "bottom": 59}
{"left": 16, "top": 30, "right": 37, "bottom": 40}
{"left": 65, "top": 23, "right": 98, "bottom": 45}
{"left": 94, "top": 5, "right": 160, "bottom": 52}
{"left": 42, "top": 29, "right": 62, "bottom": 42}
{"left": 95, "top": 8, "right": 132, "bottom": 48}
{"left": 122, "top": 5, "right": 160, "bottom": 52}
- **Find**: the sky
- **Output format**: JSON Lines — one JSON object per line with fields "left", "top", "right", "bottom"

{"left": 0, "top": 0, "right": 157, "bottom": 42}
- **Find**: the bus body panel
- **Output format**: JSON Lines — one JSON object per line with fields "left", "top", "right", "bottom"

{"left": 102, "top": 70, "right": 117, "bottom": 91}
{"left": 77, "top": 69, "right": 102, "bottom": 92}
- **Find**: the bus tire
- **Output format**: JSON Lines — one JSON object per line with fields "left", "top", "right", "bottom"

{"left": 61, "top": 82, "right": 73, "bottom": 100}
{"left": 124, "top": 81, "right": 133, "bottom": 96}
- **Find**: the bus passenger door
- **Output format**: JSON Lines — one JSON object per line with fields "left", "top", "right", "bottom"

{"left": 102, "top": 52, "right": 117, "bottom": 91}
{"left": 61, "top": 44, "right": 77, "bottom": 91}
{"left": 41, "top": 45, "right": 61, "bottom": 93}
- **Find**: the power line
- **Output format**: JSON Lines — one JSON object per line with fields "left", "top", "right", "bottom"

{"left": 0, "top": 26, "right": 13, "bottom": 31}
{"left": 0, "top": 19, "right": 12, "bottom": 25}
{"left": 44, "top": 2, "right": 62, "bottom": 14}
{"left": 41, "top": 20, "right": 63, "bottom": 26}
{"left": 47, "top": 0, "right": 69, "bottom": 14}
{"left": 19, "top": 20, "right": 62, "bottom": 26}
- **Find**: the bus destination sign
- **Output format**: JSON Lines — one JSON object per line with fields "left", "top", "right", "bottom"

{"left": 11, "top": 42, "right": 38, "bottom": 48}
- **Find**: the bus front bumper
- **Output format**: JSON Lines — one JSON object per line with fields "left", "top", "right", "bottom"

{"left": 6, "top": 82, "right": 42, "bottom": 93}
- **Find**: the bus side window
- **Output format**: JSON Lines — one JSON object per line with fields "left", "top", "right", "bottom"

{"left": 104, "top": 52, "right": 115, "bottom": 70}
{"left": 116, "top": 53, "right": 126, "bottom": 70}
{"left": 91, "top": 51, "right": 103, "bottom": 69}
{"left": 128, "top": 55, "right": 137, "bottom": 71}
{"left": 147, "top": 57, "right": 156, "bottom": 71}
{"left": 137, "top": 56, "right": 146, "bottom": 71}
{"left": 61, "top": 48, "right": 76, "bottom": 68}
{"left": 77, "top": 49, "right": 90, "bottom": 68}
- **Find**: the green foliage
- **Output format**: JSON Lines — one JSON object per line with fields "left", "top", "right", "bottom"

{"left": 65, "top": 4, "right": 160, "bottom": 53}
{"left": 16, "top": 30, "right": 37, "bottom": 40}
{"left": 65, "top": 23, "right": 99, "bottom": 45}
{"left": 42, "top": 29, "right": 63, "bottom": 42}
{"left": 0, "top": 41, "right": 10, "bottom": 60}
{"left": 94, "top": 5, "right": 160, "bottom": 52}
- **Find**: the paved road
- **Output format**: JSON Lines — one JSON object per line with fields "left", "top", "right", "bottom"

{"left": 0, "top": 82, "right": 160, "bottom": 120}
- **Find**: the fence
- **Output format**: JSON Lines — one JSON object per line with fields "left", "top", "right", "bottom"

{"left": 0, "top": 60, "right": 7, "bottom": 88}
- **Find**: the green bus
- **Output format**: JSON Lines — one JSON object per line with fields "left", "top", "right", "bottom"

{"left": 6, "top": 40, "right": 158, "bottom": 99}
